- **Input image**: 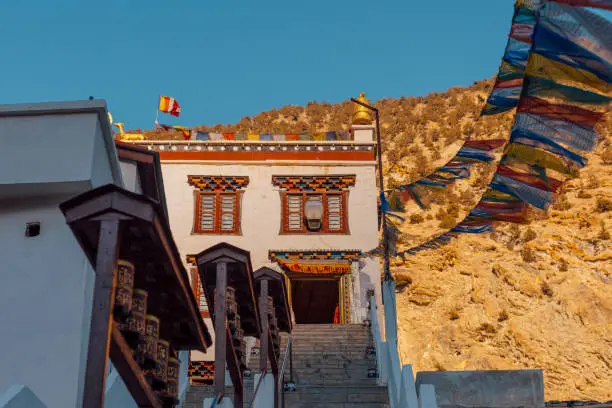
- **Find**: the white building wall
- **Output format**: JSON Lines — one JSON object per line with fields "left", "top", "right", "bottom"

{"left": 0, "top": 197, "right": 96, "bottom": 408}
{"left": 161, "top": 161, "right": 383, "bottom": 362}
{"left": 161, "top": 163, "right": 379, "bottom": 267}
{"left": 0, "top": 102, "right": 122, "bottom": 408}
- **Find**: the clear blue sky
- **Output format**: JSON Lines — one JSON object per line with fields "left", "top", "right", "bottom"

{"left": 0, "top": 0, "right": 516, "bottom": 130}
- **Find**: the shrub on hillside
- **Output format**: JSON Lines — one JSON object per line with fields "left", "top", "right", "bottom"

{"left": 595, "top": 197, "right": 612, "bottom": 213}
{"left": 439, "top": 214, "right": 456, "bottom": 229}
{"left": 522, "top": 228, "right": 537, "bottom": 242}
{"left": 521, "top": 247, "right": 536, "bottom": 263}
{"left": 409, "top": 214, "right": 424, "bottom": 224}
{"left": 602, "top": 146, "right": 612, "bottom": 165}
{"left": 598, "top": 221, "right": 610, "bottom": 240}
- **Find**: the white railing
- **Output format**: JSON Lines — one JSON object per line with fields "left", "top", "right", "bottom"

{"left": 369, "top": 281, "right": 438, "bottom": 408}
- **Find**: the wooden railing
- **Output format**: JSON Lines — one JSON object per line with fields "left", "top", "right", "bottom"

{"left": 369, "top": 281, "right": 438, "bottom": 408}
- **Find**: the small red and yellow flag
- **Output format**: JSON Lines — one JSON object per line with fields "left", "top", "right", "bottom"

{"left": 158, "top": 96, "right": 181, "bottom": 117}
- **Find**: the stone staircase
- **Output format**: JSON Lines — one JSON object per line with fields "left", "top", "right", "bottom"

{"left": 183, "top": 324, "right": 388, "bottom": 408}
{"left": 281, "top": 324, "right": 389, "bottom": 408}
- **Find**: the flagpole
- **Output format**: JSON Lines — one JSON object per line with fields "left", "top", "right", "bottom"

{"left": 155, "top": 95, "right": 160, "bottom": 128}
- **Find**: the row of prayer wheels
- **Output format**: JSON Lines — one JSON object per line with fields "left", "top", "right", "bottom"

{"left": 266, "top": 296, "right": 281, "bottom": 360}
{"left": 113, "top": 260, "right": 180, "bottom": 405}
{"left": 222, "top": 286, "right": 247, "bottom": 369}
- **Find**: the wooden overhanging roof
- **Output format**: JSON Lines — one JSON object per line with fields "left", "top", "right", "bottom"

{"left": 59, "top": 183, "right": 212, "bottom": 351}
{"left": 194, "top": 243, "right": 260, "bottom": 337}
{"left": 115, "top": 142, "right": 169, "bottom": 220}
{"left": 254, "top": 267, "right": 292, "bottom": 333}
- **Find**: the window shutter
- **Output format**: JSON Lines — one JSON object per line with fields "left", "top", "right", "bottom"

{"left": 220, "top": 195, "right": 236, "bottom": 231}
{"left": 287, "top": 195, "right": 303, "bottom": 231}
{"left": 327, "top": 195, "right": 342, "bottom": 231}
{"left": 199, "top": 194, "right": 215, "bottom": 231}
{"left": 191, "top": 268, "right": 209, "bottom": 314}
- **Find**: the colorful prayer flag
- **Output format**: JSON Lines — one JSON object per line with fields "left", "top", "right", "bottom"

{"left": 158, "top": 96, "right": 181, "bottom": 117}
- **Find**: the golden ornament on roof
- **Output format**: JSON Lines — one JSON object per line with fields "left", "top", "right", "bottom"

{"left": 352, "top": 92, "right": 373, "bottom": 125}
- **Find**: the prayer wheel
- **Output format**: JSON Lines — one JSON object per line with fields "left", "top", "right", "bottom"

{"left": 145, "top": 338, "right": 169, "bottom": 390}
{"left": 163, "top": 357, "right": 180, "bottom": 403}
{"left": 132, "top": 289, "right": 148, "bottom": 315}
{"left": 121, "top": 311, "right": 146, "bottom": 347}
{"left": 229, "top": 314, "right": 241, "bottom": 334}
{"left": 136, "top": 315, "right": 159, "bottom": 368}
{"left": 114, "top": 260, "right": 135, "bottom": 319}
{"left": 155, "top": 340, "right": 170, "bottom": 383}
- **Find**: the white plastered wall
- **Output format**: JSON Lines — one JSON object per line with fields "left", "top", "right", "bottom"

{"left": 161, "top": 161, "right": 383, "bottom": 362}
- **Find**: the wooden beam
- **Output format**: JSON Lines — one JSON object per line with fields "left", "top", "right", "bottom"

{"left": 259, "top": 279, "right": 269, "bottom": 372}
{"left": 214, "top": 262, "right": 228, "bottom": 395}
{"left": 110, "top": 324, "right": 162, "bottom": 408}
{"left": 81, "top": 219, "right": 120, "bottom": 408}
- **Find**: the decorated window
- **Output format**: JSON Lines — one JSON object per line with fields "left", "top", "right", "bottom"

{"left": 190, "top": 267, "right": 210, "bottom": 318}
{"left": 272, "top": 175, "right": 356, "bottom": 234}
{"left": 188, "top": 176, "right": 249, "bottom": 235}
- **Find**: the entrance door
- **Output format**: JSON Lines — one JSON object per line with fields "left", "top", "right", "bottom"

{"left": 290, "top": 279, "right": 339, "bottom": 324}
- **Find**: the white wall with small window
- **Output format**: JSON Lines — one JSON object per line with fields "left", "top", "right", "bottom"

{"left": 164, "top": 164, "right": 378, "bottom": 268}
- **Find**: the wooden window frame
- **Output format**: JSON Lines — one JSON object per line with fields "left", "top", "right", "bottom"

{"left": 192, "top": 191, "right": 243, "bottom": 235}
{"left": 191, "top": 267, "right": 210, "bottom": 318}
{"left": 280, "top": 191, "right": 349, "bottom": 235}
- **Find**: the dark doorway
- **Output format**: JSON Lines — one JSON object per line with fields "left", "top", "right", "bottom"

{"left": 291, "top": 279, "right": 339, "bottom": 324}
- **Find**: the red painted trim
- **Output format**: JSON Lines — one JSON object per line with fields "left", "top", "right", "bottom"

{"left": 158, "top": 151, "right": 375, "bottom": 161}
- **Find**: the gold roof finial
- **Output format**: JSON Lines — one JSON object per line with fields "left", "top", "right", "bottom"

{"left": 113, "top": 122, "right": 145, "bottom": 141}
{"left": 352, "top": 92, "right": 373, "bottom": 125}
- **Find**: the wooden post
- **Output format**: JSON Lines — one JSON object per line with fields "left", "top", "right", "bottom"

{"left": 214, "top": 262, "right": 228, "bottom": 395}
{"left": 82, "top": 219, "right": 121, "bottom": 408}
{"left": 259, "top": 279, "right": 269, "bottom": 372}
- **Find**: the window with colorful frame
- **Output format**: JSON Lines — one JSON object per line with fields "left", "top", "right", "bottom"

{"left": 188, "top": 176, "right": 249, "bottom": 235}
{"left": 272, "top": 175, "right": 355, "bottom": 235}
{"left": 190, "top": 267, "right": 210, "bottom": 318}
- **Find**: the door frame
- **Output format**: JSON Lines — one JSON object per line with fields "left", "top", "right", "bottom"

{"left": 286, "top": 273, "right": 349, "bottom": 324}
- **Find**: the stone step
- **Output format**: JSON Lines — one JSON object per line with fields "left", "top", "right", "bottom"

{"left": 286, "top": 345, "right": 374, "bottom": 353}
{"left": 279, "top": 358, "right": 376, "bottom": 367}
{"left": 284, "top": 385, "right": 388, "bottom": 403}
{"left": 280, "top": 403, "right": 389, "bottom": 408}
{"left": 280, "top": 351, "right": 375, "bottom": 359}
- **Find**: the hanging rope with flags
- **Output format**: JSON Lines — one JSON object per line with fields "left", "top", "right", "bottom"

{"left": 399, "top": 0, "right": 611, "bottom": 258}
{"left": 383, "top": 0, "right": 543, "bottom": 212}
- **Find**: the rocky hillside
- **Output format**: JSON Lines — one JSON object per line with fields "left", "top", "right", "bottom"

{"left": 141, "top": 79, "right": 611, "bottom": 401}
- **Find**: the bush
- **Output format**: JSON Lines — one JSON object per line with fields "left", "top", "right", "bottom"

{"left": 553, "top": 195, "right": 571, "bottom": 211}
{"left": 439, "top": 214, "right": 456, "bottom": 229}
{"left": 521, "top": 247, "right": 536, "bottom": 263}
{"left": 598, "top": 221, "right": 610, "bottom": 240}
{"left": 586, "top": 174, "right": 600, "bottom": 188}
{"left": 558, "top": 259, "right": 569, "bottom": 272}
{"left": 595, "top": 197, "right": 612, "bottom": 213}
{"left": 498, "top": 310, "right": 509, "bottom": 322}
{"left": 409, "top": 214, "right": 424, "bottom": 224}
{"left": 522, "top": 228, "right": 537, "bottom": 242}
{"left": 541, "top": 281, "right": 553, "bottom": 297}
{"left": 576, "top": 190, "right": 592, "bottom": 199}
{"left": 395, "top": 273, "right": 413, "bottom": 292}
{"left": 602, "top": 146, "right": 612, "bottom": 164}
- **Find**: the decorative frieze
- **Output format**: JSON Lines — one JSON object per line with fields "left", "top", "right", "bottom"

{"left": 132, "top": 142, "right": 375, "bottom": 154}
{"left": 269, "top": 250, "right": 361, "bottom": 261}
{"left": 187, "top": 175, "right": 250, "bottom": 192}
{"left": 272, "top": 175, "right": 356, "bottom": 192}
